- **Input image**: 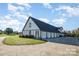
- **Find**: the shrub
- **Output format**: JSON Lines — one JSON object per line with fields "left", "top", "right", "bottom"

{"left": 19, "top": 34, "right": 23, "bottom": 37}
{"left": 19, "top": 35, "right": 34, "bottom": 38}
{"left": 25, "top": 35, "right": 34, "bottom": 38}
{"left": 28, "top": 35, "right": 34, "bottom": 38}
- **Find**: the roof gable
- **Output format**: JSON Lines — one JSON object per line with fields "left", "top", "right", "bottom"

{"left": 22, "top": 17, "right": 39, "bottom": 31}
{"left": 22, "top": 16, "right": 62, "bottom": 33}
{"left": 30, "top": 17, "right": 61, "bottom": 33}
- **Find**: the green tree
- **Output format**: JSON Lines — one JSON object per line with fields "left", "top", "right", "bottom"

{"left": 0, "top": 30, "right": 2, "bottom": 34}
{"left": 5, "top": 28, "right": 13, "bottom": 35}
{"left": 63, "top": 28, "right": 79, "bottom": 37}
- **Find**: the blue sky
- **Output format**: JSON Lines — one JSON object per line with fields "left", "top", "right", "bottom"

{"left": 0, "top": 3, "right": 79, "bottom": 32}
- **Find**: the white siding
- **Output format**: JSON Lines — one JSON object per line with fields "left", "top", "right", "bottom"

{"left": 44, "top": 32, "right": 50, "bottom": 38}
{"left": 23, "top": 30, "right": 29, "bottom": 36}
{"left": 54, "top": 33, "right": 59, "bottom": 37}
{"left": 48, "top": 32, "right": 50, "bottom": 38}
{"left": 24, "top": 18, "right": 39, "bottom": 31}
{"left": 50, "top": 33, "right": 52, "bottom": 38}
{"left": 38, "top": 30, "right": 41, "bottom": 38}
{"left": 23, "top": 18, "right": 39, "bottom": 36}
{"left": 35, "top": 30, "right": 40, "bottom": 38}
{"left": 33, "top": 31, "right": 36, "bottom": 37}
{"left": 41, "top": 31, "right": 46, "bottom": 39}
{"left": 52, "top": 33, "right": 54, "bottom": 38}
{"left": 54, "top": 33, "right": 56, "bottom": 37}
{"left": 31, "top": 31, "right": 34, "bottom": 35}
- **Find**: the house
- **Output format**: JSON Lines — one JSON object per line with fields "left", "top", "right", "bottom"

{"left": 22, "top": 16, "right": 63, "bottom": 39}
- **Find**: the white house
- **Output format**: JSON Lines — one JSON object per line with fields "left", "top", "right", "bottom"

{"left": 22, "top": 16, "right": 63, "bottom": 39}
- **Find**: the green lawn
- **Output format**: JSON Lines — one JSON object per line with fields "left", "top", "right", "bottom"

{"left": 3, "top": 35, "right": 46, "bottom": 45}
{"left": 0, "top": 34, "right": 17, "bottom": 37}
{"left": 0, "top": 34, "right": 7, "bottom": 37}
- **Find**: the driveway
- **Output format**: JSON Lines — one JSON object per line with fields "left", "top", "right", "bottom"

{"left": 0, "top": 37, "right": 79, "bottom": 56}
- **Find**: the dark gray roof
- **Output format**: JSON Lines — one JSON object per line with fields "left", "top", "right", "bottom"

{"left": 23, "top": 16, "right": 61, "bottom": 33}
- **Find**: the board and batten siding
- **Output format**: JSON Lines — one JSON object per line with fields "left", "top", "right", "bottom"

{"left": 40, "top": 31, "right": 46, "bottom": 39}
{"left": 23, "top": 18, "right": 39, "bottom": 36}
{"left": 52, "top": 33, "right": 54, "bottom": 38}
{"left": 23, "top": 30, "right": 29, "bottom": 36}
{"left": 40, "top": 31, "right": 60, "bottom": 39}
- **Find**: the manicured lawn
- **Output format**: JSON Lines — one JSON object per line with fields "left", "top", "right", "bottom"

{"left": 0, "top": 34, "right": 7, "bottom": 37}
{"left": 3, "top": 35, "right": 46, "bottom": 45}
{"left": 0, "top": 34, "right": 17, "bottom": 37}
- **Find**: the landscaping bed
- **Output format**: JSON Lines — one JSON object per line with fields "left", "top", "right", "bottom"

{"left": 3, "top": 35, "right": 46, "bottom": 45}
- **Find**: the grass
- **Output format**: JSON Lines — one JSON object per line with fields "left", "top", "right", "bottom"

{"left": 0, "top": 34, "right": 7, "bottom": 37}
{"left": 3, "top": 35, "right": 46, "bottom": 45}
{"left": 0, "top": 34, "right": 17, "bottom": 37}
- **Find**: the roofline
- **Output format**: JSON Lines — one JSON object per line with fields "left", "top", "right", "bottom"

{"left": 31, "top": 17, "right": 59, "bottom": 29}
{"left": 31, "top": 17, "right": 61, "bottom": 32}
{"left": 22, "top": 16, "right": 63, "bottom": 33}
{"left": 22, "top": 16, "right": 31, "bottom": 33}
{"left": 22, "top": 16, "right": 40, "bottom": 32}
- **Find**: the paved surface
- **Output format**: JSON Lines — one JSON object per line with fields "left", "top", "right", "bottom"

{"left": 0, "top": 37, "right": 79, "bottom": 56}
{"left": 47, "top": 37, "right": 79, "bottom": 46}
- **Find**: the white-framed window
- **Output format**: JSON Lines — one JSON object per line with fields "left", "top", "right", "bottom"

{"left": 29, "top": 23, "right": 31, "bottom": 28}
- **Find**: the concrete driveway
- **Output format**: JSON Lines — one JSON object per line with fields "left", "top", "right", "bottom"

{"left": 0, "top": 37, "right": 79, "bottom": 56}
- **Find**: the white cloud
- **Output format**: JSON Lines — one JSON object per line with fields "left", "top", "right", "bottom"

{"left": 8, "top": 4, "right": 18, "bottom": 12}
{"left": 43, "top": 3, "right": 52, "bottom": 9}
{"left": 0, "top": 13, "right": 27, "bottom": 31}
{"left": 0, "top": 19, "right": 22, "bottom": 31}
{"left": 56, "top": 6, "right": 79, "bottom": 16}
{"left": 52, "top": 18, "right": 66, "bottom": 26}
{"left": 8, "top": 3, "right": 31, "bottom": 17}
{"left": 1, "top": 3, "right": 31, "bottom": 31}
{"left": 18, "top": 6, "right": 24, "bottom": 11}
{"left": 28, "top": 12, "right": 32, "bottom": 16}
{"left": 5, "top": 15, "right": 11, "bottom": 19}
{"left": 8, "top": 4, "right": 25, "bottom": 12}
{"left": 39, "top": 18, "right": 49, "bottom": 23}
{"left": 16, "top": 3, "right": 31, "bottom": 10}
{"left": 13, "top": 11, "right": 28, "bottom": 20}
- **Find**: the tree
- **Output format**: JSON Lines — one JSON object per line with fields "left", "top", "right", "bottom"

{"left": 5, "top": 28, "right": 13, "bottom": 35}
{"left": 0, "top": 30, "right": 2, "bottom": 34}
{"left": 64, "top": 28, "right": 79, "bottom": 37}
{"left": 71, "top": 30, "right": 75, "bottom": 37}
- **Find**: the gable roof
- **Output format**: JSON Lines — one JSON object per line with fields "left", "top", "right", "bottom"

{"left": 22, "top": 16, "right": 62, "bottom": 33}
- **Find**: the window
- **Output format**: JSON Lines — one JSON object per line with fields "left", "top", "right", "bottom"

{"left": 29, "top": 23, "right": 31, "bottom": 27}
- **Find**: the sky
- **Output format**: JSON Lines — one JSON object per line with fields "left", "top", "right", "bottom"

{"left": 0, "top": 3, "right": 79, "bottom": 32}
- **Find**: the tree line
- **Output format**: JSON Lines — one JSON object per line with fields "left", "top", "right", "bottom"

{"left": 0, "top": 28, "right": 19, "bottom": 35}
{"left": 63, "top": 28, "right": 79, "bottom": 37}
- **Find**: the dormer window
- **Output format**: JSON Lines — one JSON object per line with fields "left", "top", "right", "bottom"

{"left": 29, "top": 23, "right": 31, "bottom": 27}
